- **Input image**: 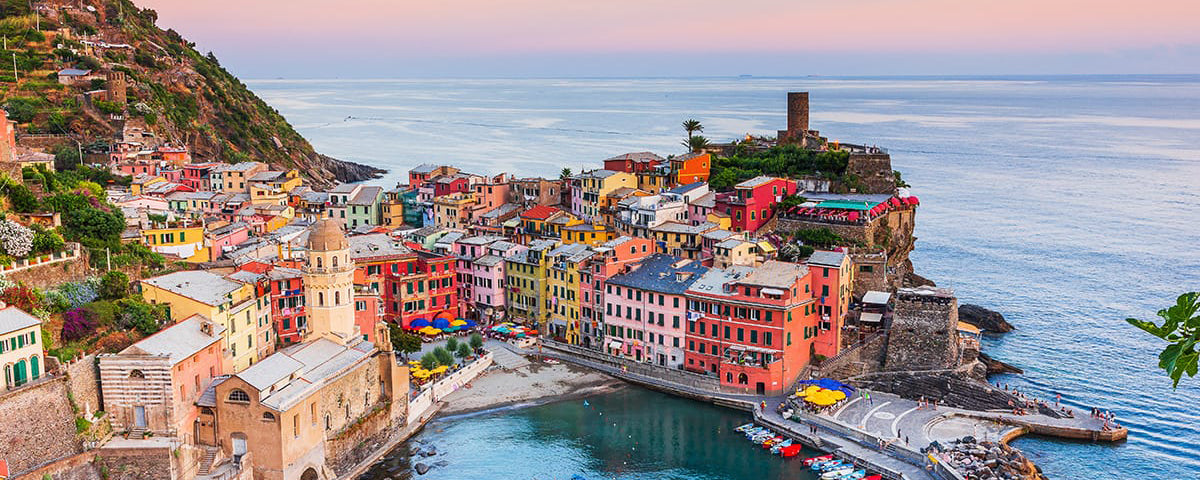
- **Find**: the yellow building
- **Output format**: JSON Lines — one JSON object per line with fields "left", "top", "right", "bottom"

{"left": 576, "top": 170, "right": 635, "bottom": 222}
{"left": 561, "top": 223, "right": 615, "bottom": 246}
{"left": 545, "top": 243, "right": 593, "bottom": 344}
{"left": 0, "top": 306, "right": 44, "bottom": 390}
{"left": 130, "top": 174, "right": 167, "bottom": 195}
{"left": 141, "top": 270, "right": 271, "bottom": 372}
{"left": 650, "top": 221, "right": 717, "bottom": 260}
{"left": 142, "top": 224, "right": 209, "bottom": 263}
{"left": 433, "top": 192, "right": 476, "bottom": 229}
{"left": 381, "top": 196, "right": 405, "bottom": 227}
{"left": 504, "top": 239, "right": 558, "bottom": 327}
{"left": 248, "top": 170, "right": 303, "bottom": 206}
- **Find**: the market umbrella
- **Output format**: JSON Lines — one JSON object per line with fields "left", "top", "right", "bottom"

{"left": 419, "top": 327, "right": 442, "bottom": 335}
{"left": 410, "top": 318, "right": 432, "bottom": 328}
{"left": 431, "top": 365, "right": 449, "bottom": 374}
{"left": 450, "top": 319, "right": 468, "bottom": 327}
{"left": 433, "top": 317, "right": 451, "bottom": 329}
{"left": 814, "top": 378, "right": 846, "bottom": 390}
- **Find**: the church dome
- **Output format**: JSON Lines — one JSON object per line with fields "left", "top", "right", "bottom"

{"left": 307, "top": 218, "right": 348, "bottom": 251}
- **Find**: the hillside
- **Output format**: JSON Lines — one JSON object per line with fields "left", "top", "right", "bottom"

{"left": 0, "top": 0, "right": 382, "bottom": 187}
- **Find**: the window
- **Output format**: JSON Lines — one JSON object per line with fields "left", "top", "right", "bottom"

{"left": 262, "top": 412, "right": 276, "bottom": 422}
{"left": 765, "top": 332, "right": 773, "bottom": 347}
{"left": 129, "top": 369, "right": 145, "bottom": 379}
{"left": 859, "top": 265, "right": 874, "bottom": 273}
{"left": 228, "top": 389, "right": 250, "bottom": 403}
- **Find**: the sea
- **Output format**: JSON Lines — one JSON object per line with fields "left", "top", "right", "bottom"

{"left": 247, "top": 76, "right": 1200, "bottom": 479}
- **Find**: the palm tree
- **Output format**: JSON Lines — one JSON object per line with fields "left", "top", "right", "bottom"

{"left": 683, "top": 135, "right": 710, "bottom": 153}
{"left": 559, "top": 168, "right": 573, "bottom": 181}
{"left": 682, "top": 119, "right": 704, "bottom": 138}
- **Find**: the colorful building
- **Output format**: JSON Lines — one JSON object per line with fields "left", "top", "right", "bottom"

{"left": 604, "top": 254, "right": 706, "bottom": 367}
{"left": 561, "top": 223, "right": 615, "bottom": 246}
{"left": 683, "top": 261, "right": 829, "bottom": 395}
{"left": 0, "top": 306, "right": 44, "bottom": 390}
{"left": 545, "top": 243, "right": 593, "bottom": 343}
{"left": 603, "top": 152, "right": 665, "bottom": 173}
{"left": 504, "top": 239, "right": 558, "bottom": 327}
{"left": 671, "top": 152, "right": 711, "bottom": 185}
{"left": 142, "top": 223, "right": 209, "bottom": 263}
{"left": 571, "top": 169, "right": 636, "bottom": 223}
{"left": 141, "top": 270, "right": 270, "bottom": 372}
{"left": 805, "top": 251, "right": 853, "bottom": 358}
{"left": 577, "top": 236, "right": 655, "bottom": 349}
{"left": 715, "top": 176, "right": 796, "bottom": 233}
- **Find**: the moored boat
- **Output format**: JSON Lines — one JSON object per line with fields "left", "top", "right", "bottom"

{"left": 820, "top": 467, "right": 854, "bottom": 479}
{"left": 735, "top": 423, "right": 755, "bottom": 432}
{"left": 804, "top": 454, "right": 834, "bottom": 466}
{"left": 770, "top": 439, "right": 793, "bottom": 454}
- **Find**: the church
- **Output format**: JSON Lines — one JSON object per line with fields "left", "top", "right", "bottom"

{"left": 196, "top": 219, "right": 409, "bottom": 480}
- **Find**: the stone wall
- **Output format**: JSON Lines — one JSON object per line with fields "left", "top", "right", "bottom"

{"left": 0, "top": 377, "right": 84, "bottom": 476}
{"left": 325, "top": 402, "right": 394, "bottom": 477}
{"left": 65, "top": 354, "right": 102, "bottom": 418}
{"left": 812, "top": 331, "right": 887, "bottom": 379}
{"left": 0, "top": 248, "right": 92, "bottom": 290}
{"left": 775, "top": 207, "right": 917, "bottom": 297}
{"left": 845, "top": 153, "right": 896, "bottom": 194}
{"left": 13, "top": 451, "right": 100, "bottom": 480}
{"left": 884, "top": 288, "right": 960, "bottom": 371}
{"left": 95, "top": 447, "right": 173, "bottom": 480}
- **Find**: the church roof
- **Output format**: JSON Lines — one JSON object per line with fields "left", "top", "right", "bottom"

{"left": 307, "top": 218, "right": 348, "bottom": 251}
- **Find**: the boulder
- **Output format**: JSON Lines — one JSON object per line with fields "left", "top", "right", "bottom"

{"left": 414, "top": 463, "right": 430, "bottom": 475}
{"left": 959, "top": 304, "right": 1014, "bottom": 333}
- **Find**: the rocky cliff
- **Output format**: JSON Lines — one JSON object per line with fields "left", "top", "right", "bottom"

{"left": 1, "top": 0, "right": 383, "bottom": 188}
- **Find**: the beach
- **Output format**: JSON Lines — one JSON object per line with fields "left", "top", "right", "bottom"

{"left": 438, "top": 357, "right": 625, "bottom": 416}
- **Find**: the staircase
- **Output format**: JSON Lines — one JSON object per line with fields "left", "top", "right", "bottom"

{"left": 127, "top": 427, "right": 145, "bottom": 439}
{"left": 198, "top": 447, "right": 218, "bottom": 475}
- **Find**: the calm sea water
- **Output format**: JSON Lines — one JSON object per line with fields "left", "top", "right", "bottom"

{"left": 248, "top": 76, "right": 1200, "bottom": 479}
{"left": 359, "top": 387, "right": 820, "bottom": 480}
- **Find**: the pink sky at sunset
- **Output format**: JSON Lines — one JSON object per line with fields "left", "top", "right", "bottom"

{"left": 137, "top": 0, "right": 1200, "bottom": 77}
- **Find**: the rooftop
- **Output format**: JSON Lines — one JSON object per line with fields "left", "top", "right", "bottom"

{"left": 410, "top": 163, "right": 439, "bottom": 174}
{"left": 579, "top": 169, "right": 621, "bottom": 180}
{"left": 604, "top": 152, "right": 665, "bottom": 164}
{"left": 740, "top": 261, "right": 808, "bottom": 289}
{"left": 666, "top": 182, "right": 707, "bottom": 195}
{"left": 348, "top": 186, "right": 384, "bottom": 205}
{"left": 142, "top": 271, "right": 243, "bottom": 306}
{"left": 234, "top": 338, "right": 375, "bottom": 411}
{"left": 653, "top": 221, "right": 716, "bottom": 235}
{"left": 0, "top": 306, "right": 40, "bottom": 335}
{"left": 118, "top": 315, "right": 225, "bottom": 365}
{"left": 806, "top": 250, "right": 847, "bottom": 268}
{"left": 688, "top": 266, "right": 755, "bottom": 297}
{"left": 521, "top": 205, "right": 561, "bottom": 220}
{"left": 348, "top": 233, "right": 413, "bottom": 259}
{"left": 735, "top": 175, "right": 780, "bottom": 189}
{"left": 606, "top": 254, "right": 707, "bottom": 294}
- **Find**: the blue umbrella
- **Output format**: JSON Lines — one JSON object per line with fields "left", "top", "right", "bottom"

{"left": 463, "top": 319, "right": 478, "bottom": 327}
{"left": 815, "top": 378, "right": 846, "bottom": 391}
{"left": 410, "top": 318, "right": 432, "bottom": 328}
{"left": 433, "top": 317, "right": 451, "bottom": 329}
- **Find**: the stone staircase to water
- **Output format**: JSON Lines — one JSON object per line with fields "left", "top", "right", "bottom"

{"left": 198, "top": 447, "right": 218, "bottom": 475}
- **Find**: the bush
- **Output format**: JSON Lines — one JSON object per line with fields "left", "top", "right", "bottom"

{"left": 85, "top": 300, "right": 118, "bottom": 327}
{"left": 1, "top": 284, "right": 42, "bottom": 311}
{"left": 0, "top": 219, "right": 34, "bottom": 257}
{"left": 114, "top": 297, "right": 165, "bottom": 335}
{"left": 4, "top": 182, "right": 39, "bottom": 213}
{"left": 99, "top": 271, "right": 129, "bottom": 299}
{"left": 793, "top": 228, "right": 845, "bottom": 249}
{"left": 445, "top": 337, "right": 459, "bottom": 352}
{"left": 455, "top": 342, "right": 471, "bottom": 359}
{"left": 469, "top": 333, "right": 483, "bottom": 351}
{"left": 31, "top": 225, "right": 65, "bottom": 254}
{"left": 92, "top": 100, "right": 123, "bottom": 115}
{"left": 433, "top": 346, "right": 454, "bottom": 366}
{"left": 62, "top": 307, "right": 96, "bottom": 342}
{"left": 419, "top": 353, "right": 437, "bottom": 370}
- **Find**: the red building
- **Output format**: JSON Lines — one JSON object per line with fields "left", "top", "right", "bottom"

{"left": 603, "top": 152, "right": 665, "bottom": 173}
{"left": 182, "top": 163, "right": 221, "bottom": 191}
{"left": 432, "top": 174, "right": 470, "bottom": 197}
{"left": 683, "top": 261, "right": 832, "bottom": 395}
{"left": 715, "top": 176, "right": 796, "bottom": 233}
{"left": 348, "top": 234, "right": 459, "bottom": 330}
{"left": 354, "top": 290, "right": 384, "bottom": 344}
{"left": 234, "top": 262, "right": 307, "bottom": 345}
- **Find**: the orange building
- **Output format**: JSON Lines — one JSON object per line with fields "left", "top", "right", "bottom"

{"left": 672, "top": 152, "right": 711, "bottom": 185}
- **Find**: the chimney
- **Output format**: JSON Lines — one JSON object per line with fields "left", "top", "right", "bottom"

{"left": 787, "top": 92, "right": 809, "bottom": 139}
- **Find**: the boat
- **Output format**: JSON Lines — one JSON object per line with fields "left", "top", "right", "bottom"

{"left": 770, "top": 439, "right": 793, "bottom": 454}
{"left": 821, "top": 467, "right": 854, "bottom": 479}
{"left": 762, "top": 436, "right": 783, "bottom": 447}
{"left": 813, "top": 460, "right": 844, "bottom": 471}
{"left": 821, "top": 462, "right": 853, "bottom": 474}
{"left": 735, "top": 423, "right": 755, "bottom": 432}
{"left": 780, "top": 444, "right": 805, "bottom": 457}
{"left": 804, "top": 454, "right": 834, "bottom": 466}
{"left": 862, "top": 476, "right": 881, "bottom": 480}
{"left": 837, "top": 470, "right": 867, "bottom": 480}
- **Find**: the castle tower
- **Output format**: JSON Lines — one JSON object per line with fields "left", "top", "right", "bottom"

{"left": 302, "top": 218, "right": 358, "bottom": 344}
{"left": 106, "top": 71, "right": 127, "bottom": 105}
{"left": 787, "top": 91, "right": 809, "bottom": 138}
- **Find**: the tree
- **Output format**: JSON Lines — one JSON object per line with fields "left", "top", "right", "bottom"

{"left": 3, "top": 98, "right": 40, "bottom": 123}
{"left": 1127, "top": 292, "right": 1200, "bottom": 388}
{"left": 432, "top": 346, "right": 454, "bottom": 366}
{"left": 682, "top": 119, "right": 703, "bottom": 139}
{"left": 469, "top": 333, "right": 484, "bottom": 352}
{"left": 446, "top": 337, "right": 459, "bottom": 352}
{"left": 419, "top": 353, "right": 437, "bottom": 370}
{"left": 99, "top": 271, "right": 130, "bottom": 300}
{"left": 683, "top": 135, "right": 710, "bottom": 153}
{"left": 4, "top": 183, "right": 38, "bottom": 213}
{"left": 455, "top": 342, "right": 471, "bottom": 359}
{"left": 559, "top": 168, "right": 572, "bottom": 181}
{"left": 388, "top": 324, "right": 422, "bottom": 359}
{"left": 63, "top": 207, "right": 124, "bottom": 244}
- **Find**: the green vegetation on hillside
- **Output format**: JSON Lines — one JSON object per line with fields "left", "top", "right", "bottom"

{"left": 709, "top": 144, "right": 852, "bottom": 190}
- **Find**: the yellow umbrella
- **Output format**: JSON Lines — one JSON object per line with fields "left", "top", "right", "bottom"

{"left": 450, "top": 319, "right": 468, "bottom": 326}
{"left": 411, "top": 370, "right": 431, "bottom": 378}
{"left": 420, "top": 327, "right": 442, "bottom": 335}
{"left": 431, "top": 365, "right": 449, "bottom": 374}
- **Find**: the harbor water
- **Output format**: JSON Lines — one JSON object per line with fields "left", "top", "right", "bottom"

{"left": 359, "top": 387, "right": 820, "bottom": 480}
{"left": 250, "top": 75, "right": 1200, "bottom": 479}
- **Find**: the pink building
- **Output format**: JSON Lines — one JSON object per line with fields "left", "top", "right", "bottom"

{"left": 182, "top": 163, "right": 221, "bottom": 191}
{"left": 603, "top": 254, "right": 707, "bottom": 367}
{"left": 206, "top": 222, "right": 251, "bottom": 260}
{"left": 354, "top": 292, "right": 384, "bottom": 344}
{"left": 451, "top": 235, "right": 508, "bottom": 320}
{"left": 470, "top": 240, "right": 525, "bottom": 322}
{"left": 579, "top": 236, "right": 655, "bottom": 349}
{"left": 470, "top": 173, "right": 511, "bottom": 217}
{"left": 715, "top": 176, "right": 797, "bottom": 233}
{"left": 159, "top": 167, "right": 182, "bottom": 183}
{"left": 98, "top": 315, "right": 226, "bottom": 441}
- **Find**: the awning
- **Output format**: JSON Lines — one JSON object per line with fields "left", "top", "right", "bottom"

{"left": 608, "top": 340, "right": 623, "bottom": 349}
{"left": 860, "top": 312, "right": 883, "bottom": 323}
{"left": 956, "top": 321, "right": 981, "bottom": 335}
{"left": 862, "top": 291, "right": 892, "bottom": 305}
{"left": 761, "top": 287, "right": 786, "bottom": 296}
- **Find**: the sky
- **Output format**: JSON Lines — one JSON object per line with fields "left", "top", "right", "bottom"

{"left": 136, "top": 0, "right": 1200, "bottom": 78}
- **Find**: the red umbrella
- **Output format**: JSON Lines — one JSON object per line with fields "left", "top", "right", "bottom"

{"left": 848, "top": 211, "right": 860, "bottom": 222}
{"left": 890, "top": 197, "right": 902, "bottom": 207}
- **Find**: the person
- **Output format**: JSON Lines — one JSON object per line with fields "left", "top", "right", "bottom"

{"left": 761, "top": 400, "right": 767, "bottom": 411}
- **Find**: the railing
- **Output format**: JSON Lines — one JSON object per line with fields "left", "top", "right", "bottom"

{"left": 541, "top": 339, "right": 721, "bottom": 392}
{"left": 810, "top": 330, "right": 888, "bottom": 378}
{"left": 0, "top": 243, "right": 82, "bottom": 274}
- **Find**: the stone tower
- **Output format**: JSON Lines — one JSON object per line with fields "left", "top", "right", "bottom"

{"left": 302, "top": 218, "right": 358, "bottom": 344}
{"left": 106, "top": 71, "right": 127, "bottom": 105}
{"left": 884, "top": 286, "right": 960, "bottom": 371}
{"left": 787, "top": 91, "right": 809, "bottom": 138}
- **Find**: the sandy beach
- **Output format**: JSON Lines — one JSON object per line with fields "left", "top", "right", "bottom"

{"left": 438, "top": 358, "right": 624, "bottom": 416}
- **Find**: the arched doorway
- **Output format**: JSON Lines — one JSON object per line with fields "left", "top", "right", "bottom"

{"left": 13, "top": 359, "right": 27, "bottom": 387}
{"left": 737, "top": 373, "right": 748, "bottom": 385}
{"left": 231, "top": 432, "right": 247, "bottom": 464}
{"left": 30, "top": 355, "right": 39, "bottom": 380}
{"left": 301, "top": 467, "right": 319, "bottom": 480}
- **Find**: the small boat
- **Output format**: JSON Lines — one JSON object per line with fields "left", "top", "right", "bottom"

{"left": 812, "top": 460, "right": 843, "bottom": 471}
{"left": 780, "top": 444, "right": 805, "bottom": 457}
{"left": 821, "top": 462, "right": 852, "bottom": 473}
{"left": 770, "top": 440, "right": 793, "bottom": 454}
{"left": 821, "top": 467, "right": 854, "bottom": 479}
{"left": 862, "top": 476, "right": 881, "bottom": 480}
{"left": 804, "top": 454, "right": 834, "bottom": 466}
{"left": 734, "top": 423, "right": 755, "bottom": 432}
{"left": 837, "top": 470, "right": 866, "bottom": 480}
{"left": 761, "top": 436, "right": 783, "bottom": 447}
